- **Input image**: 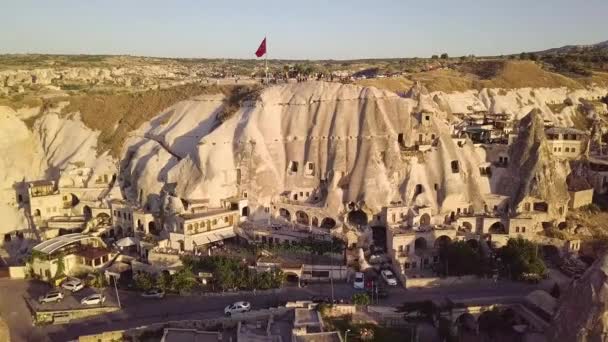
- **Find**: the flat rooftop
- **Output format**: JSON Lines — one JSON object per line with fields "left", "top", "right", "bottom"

{"left": 294, "top": 308, "right": 321, "bottom": 327}
{"left": 161, "top": 328, "right": 221, "bottom": 342}
{"left": 294, "top": 332, "right": 342, "bottom": 342}
{"left": 180, "top": 208, "right": 238, "bottom": 220}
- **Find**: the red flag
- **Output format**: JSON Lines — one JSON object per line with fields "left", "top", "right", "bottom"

{"left": 255, "top": 38, "right": 266, "bottom": 58}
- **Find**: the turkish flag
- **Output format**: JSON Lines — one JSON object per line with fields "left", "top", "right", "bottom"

{"left": 255, "top": 38, "right": 266, "bottom": 58}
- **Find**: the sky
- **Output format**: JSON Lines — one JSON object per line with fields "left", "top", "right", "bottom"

{"left": 1, "top": 0, "right": 607, "bottom": 60}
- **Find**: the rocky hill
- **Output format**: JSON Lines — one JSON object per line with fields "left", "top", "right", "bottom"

{"left": 549, "top": 253, "right": 608, "bottom": 341}
{"left": 0, "top": 59, "right": 607, "bottom": 235}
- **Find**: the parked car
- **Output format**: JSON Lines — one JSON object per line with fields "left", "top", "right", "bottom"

{"left": 38, "top": 290, "right": 64, "bottom": 304}
{"left": 81, "top": 293, "right": 106, "bottom": 305}
{"left": 381, "top": 269, "right": 398, "bottom": 286}
{"left": 353, "top": 272, "right": 365, "bottom": 289}
{"left": 61, "top": 278, "right": 84, "bottom": 292}
{"left": 141, "top": 288, "right": 165, "bottom": 299}
{"left": 224, "top": 301, "right": 251, "bottom": 316}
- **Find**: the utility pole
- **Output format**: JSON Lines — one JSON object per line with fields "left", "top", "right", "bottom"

{"left": 112, "top": 274, "right": 121, "bottom": 309}
{"left": 330, "top": 237, "right": 335, "bottom": 303}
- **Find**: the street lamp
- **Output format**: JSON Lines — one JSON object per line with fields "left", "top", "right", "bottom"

{"left": 345, "top": 329, "right": 351, "bottom": 342}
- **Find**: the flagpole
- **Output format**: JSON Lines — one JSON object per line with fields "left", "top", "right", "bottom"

{"left": 265, "top": 35, "right": 268, "bottom": 84}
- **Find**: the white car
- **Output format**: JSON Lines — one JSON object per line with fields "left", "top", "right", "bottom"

{"left": 224, "top": 301, "right": 251, "bottom": 316}
{"left": 381, "top": 270, "right": 398, "bottom": 286}
{"left": 353, "top": 272, "right": 365, "bottom": 289}
{"left": 61, "top": 279, "right": 84, "bottom": 292}
{"left": 81, "top": 293, "right": 106, "bottom": 305}
{"left": 141, "top": 288, "right": 165, "bottom": 299}
{"left": 38, "top": 290, "right": 64, "bottom": 304}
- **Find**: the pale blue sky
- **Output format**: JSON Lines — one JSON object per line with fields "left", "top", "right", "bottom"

{"left": 1, "top": 0, "right": 607, "bottom": 60}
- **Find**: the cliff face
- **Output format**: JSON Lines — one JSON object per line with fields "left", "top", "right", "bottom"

{"left": 0, "top": 80, "right": 603, "bottom": 234}
{"left": 496, "top": 109, "right": 570, "bottom": 216}
{"left": 120, "top": 82, "right": 492, "bottom": 219}
{"left": 549, "top": 254, "right": 608, "bottom": 342}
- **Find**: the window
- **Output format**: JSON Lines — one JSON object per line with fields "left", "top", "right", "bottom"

{"left": 398, "top": 245, "right": 403, "bottom": 252}
{"left": 224, "top": 216, "right": 229, "bottom": 223}
{"left": 451, "top": 160, "right": 459, "bottom": 173}
{"left": 406, "top": 245, "right": 410, "bottom": 253}
{"left": 522, "top": 227, "right": 526, "bottom": 233}
{"left": 304, "top": 162, "right": 315, "bottom": 176}
{"left": 288, "top": 161, "right": 299, "bottom": 173}
{"left": 524, "top": 203, "right": 531, "bottom": 211}
{"left": 565, "top": 147, "right": 570, "bottom": 152}
{"left": 212, "top": 219, "right": 217, "bottom": 225}
{"left": 572, "top": 148, "right": 576, "bottom": 153}
{"left": 404, "top": 262, "right": 410, "bottom": 269}
{"left": 515, "top": 227, "right": 519, "bottom": 233}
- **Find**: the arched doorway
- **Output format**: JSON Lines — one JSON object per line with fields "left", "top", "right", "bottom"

{"left": 241, "top": 206, "right": 249, "bottom": 217}
{"left": 347, "top": 210, "right": 368, "bottom": 226}
{"left": 137, "top": 219, "right": 143, "bottom": 231}
{"left": 34, "top": 209, "right": 41, "bottom": 216}
{"left": 83, "top": 205, "right": 92, "bottom": 220}
{"left": 321, "top": 218, "right": 336, "bottom": 229}
{"left": 414, "top": 237, "right": 427, "bottom": 252}
{"left": 148, "top": 221, "right": 157, "bottom": 235}
{"left": 284, "top": 272, "right": 299, "bottom": 285}
{"left": 178, "top": 240, "right": 185, "bottom": 252}
{"left": 420, "top": 213, "right": 431, "bottom": 226}
{"left": 461, "top": 221, "right": 473, "bottom": 232}
{"left": 69, "top": 193, "right": 80, "bottom": 207}
{"left": 279, "top": 208, "right": 291, "bottom": 222}
{"left": 488, "top": 222, "right": 506, "bottom": 234}
{"left": 434, "top": 235, "right": 452, "bottom": 249}
{"left": 296, "top": 211, "right": 309, "bottom": 225}
{"left": 312, "top": 217, "right": 319, "bottom": 227}
{"left": 116, "top": 226, "right": 124, "bottom": 237}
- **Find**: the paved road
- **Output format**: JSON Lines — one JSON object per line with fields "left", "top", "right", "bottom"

{"left": 0, "top": 279, "right": 540, "bottom": 342}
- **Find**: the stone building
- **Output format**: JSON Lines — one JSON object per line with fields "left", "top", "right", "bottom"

{"left": 545, "top": 127, "right": 587, "bottom": 160}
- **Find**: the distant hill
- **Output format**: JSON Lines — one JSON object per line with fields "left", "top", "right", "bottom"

{"left": 536, "top": 40, "right": 608, "bottom": 55}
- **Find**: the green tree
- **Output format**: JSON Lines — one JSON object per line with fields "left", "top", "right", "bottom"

{"left": 171, "top": 267, "right": 197, "bottom": 293}
{"left": 157, "top": 271, "right": 173, "bottom": 292}
{"left": 352, "top": 293, "right": 371, "bottom": 306}
{"left": 440, "top": 53, "right": 449, "bottom": 59}
{"left": 431, "top": 55, "right": 439, "bottom": 59}
{"left": 438, "top": 241, "right": 482, "bottom": 276}
{"left": 54, "top": 256, "right": 65, "bottom": 279}
{"left": 134, "top": 272, "right": 156, "bottom": 291}
{"left": 496, "top": 237, "right": 546, "bottom": 280}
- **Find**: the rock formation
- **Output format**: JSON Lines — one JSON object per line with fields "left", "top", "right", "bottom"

{"left": 549, "top": 253, "right": 608, "bottom": 341}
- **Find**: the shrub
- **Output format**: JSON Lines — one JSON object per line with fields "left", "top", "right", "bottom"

{"left": 352, "top": 293, "right": 371, "bottom": 306}
{"left": 134, "top": 272, "right": 156, "bottom": 291}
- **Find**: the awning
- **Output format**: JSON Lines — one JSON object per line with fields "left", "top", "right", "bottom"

{"left": 116, "top": 236, "right": 139, "bottom": 247}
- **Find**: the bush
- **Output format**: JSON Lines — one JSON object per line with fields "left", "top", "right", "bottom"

{"left": 352, "top": 293, "right": 371, "bottom": 306}
{"left": 438, "top": 241, "right": 482, "bottom": 276}
{"left": 134, "top": 272, "right": 156, "bottom": 291}
{"left": 496, "top": 238, "right": 546, "bottom": 280}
